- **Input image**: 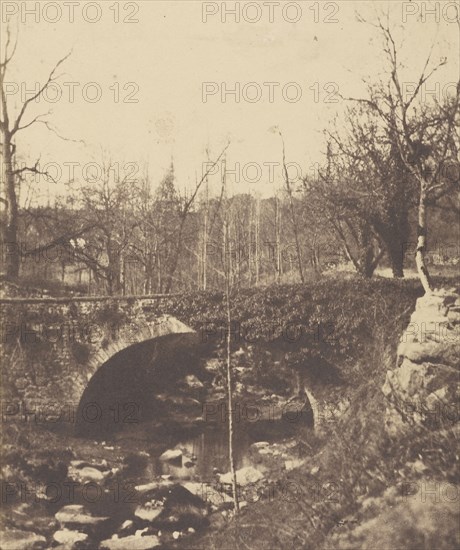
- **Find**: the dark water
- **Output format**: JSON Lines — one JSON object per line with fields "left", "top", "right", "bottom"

{"left": 113, "top": 416, "right": 300, "bottom": 483}
{"left": 143, "top": 426, "right": 253, "bottom": 480}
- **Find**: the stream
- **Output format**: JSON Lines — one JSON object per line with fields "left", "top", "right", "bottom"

{"left": 3, "top": 407, "right": 308, "bottom": 549}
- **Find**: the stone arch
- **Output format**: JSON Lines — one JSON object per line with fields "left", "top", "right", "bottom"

{"left": 85, "top": 315, "right": 195, "bottom": 379}
{"left": 75, "top": 316, "right": 201, "bottom": 437}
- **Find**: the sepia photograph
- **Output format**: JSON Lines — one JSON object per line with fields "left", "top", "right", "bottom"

{"left": 0, "top": 1, "right": 459, "bottom": 549}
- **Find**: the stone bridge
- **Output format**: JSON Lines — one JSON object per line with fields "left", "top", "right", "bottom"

{"left": 0, "top": 295, "right": 209, "bottom": 435}
{"left": 0, "top": 293, "right": 335, "bottom": 436}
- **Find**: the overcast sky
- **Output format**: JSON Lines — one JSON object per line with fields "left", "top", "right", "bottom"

{"left": 1, "top": 0, "right": 458, "bottom": 202}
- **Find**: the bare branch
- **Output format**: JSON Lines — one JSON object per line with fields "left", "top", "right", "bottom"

{"left": 12, "top": 158, "right": 58, "bottom": 184}
{"left": 35, "top": 119, "right": 86, "bottom": 144}
{"left": 11, "top": 50, "right": 72, "bottom": 135}
{"left": 0, "top": 25, "right": 18, "bottom": 69}
{"left": 15, "top": 111, "right": 51, "bottom": 132}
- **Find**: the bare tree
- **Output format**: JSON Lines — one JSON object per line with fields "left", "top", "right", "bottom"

{"left": 66, "top": 158, "right": 140, "bottom": 295}
{"left": 274, "top": 193, "right": 282, "bottom": 283}
{"left": 221, "top": 160, "right": 239, "bottom": 516}
{"left": 345, "top": 16, "right": 459, "bottom": 292}
{"left": 254, "top": 194, "right": 261, "bottom": 285}
{"left": 276, "top": 129, "right": 305, "bottom": 283}
{"left": 325, "top": 104, "right": 415, "bottom": 278}
{"left": 0, "top": 26, "right": 71, "bottom": 280}
{"left": 270, "top": 126, "right": 305, "bottom": 283}
{"left": 164, "top": 143, "right": 230, "bottom": 293}
{"left": 308, "top": 141, "right": 385, "bottom": 278}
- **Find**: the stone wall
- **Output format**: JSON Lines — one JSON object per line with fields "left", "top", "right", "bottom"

{"left": 382, "top": 289, "right": 460, "bottom": 435}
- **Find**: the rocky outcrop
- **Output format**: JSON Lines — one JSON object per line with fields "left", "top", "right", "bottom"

{"left": 383, "top": 289, "right": 460, "bottom": 436}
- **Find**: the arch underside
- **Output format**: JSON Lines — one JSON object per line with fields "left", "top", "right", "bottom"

{"left": 75, "top": 332, "right": 204, "bottom": 437}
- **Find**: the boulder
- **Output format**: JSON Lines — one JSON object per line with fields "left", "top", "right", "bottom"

{"left": 204, "top": 358, "right": 221, "bottom": 372}
{"left": 68, "top": 460, "right": 111, "bottom": 483}
{"left": 182, "top": 481, "right": 233, "bottom": 508}
{"left": 100, "top": 533, "right": 161, "bottom": 549}
{"left": 251, "top": 441, "right": 270, "bottom": 449}
{"left": 159, "top": 449, "right": 182, "bottom": 464}
{"left": 119, "top": 520, "right": 133, "bottom": 532}
{"left": 53, "top": 529, "right": 88, "bottom": 545}
{"left": 55, "top": 504, "right": 109, "bottom": 526}
{"left": 155, "top": 485, "right": 208, "bottom": 528}
{"left": 219, "top": 466, "right": 264, "bottom": 486}
{"left": 6, "top": 504, "right": 59, "bottom": 533}
{"left": 397, "top": 340, "right": 459, "bottom": 366}
{"left": 70, "top": 465, "right": 106, "bottom": 482}
{"left": 135, "top": 479, "right": 173, "bottom": 493}
{"left": 181, "top": 375, "right": 204, "bottom": 389}
{"left": 258, "top": 448, "right": 272, "bottom": 456}
{"left": 285, "top": 459, "right": 305, "bottom": 471}
{"left": 134, "top": 500, "right": 164, "bottom": 522}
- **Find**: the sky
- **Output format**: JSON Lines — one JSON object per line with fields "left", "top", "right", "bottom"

{"left": 1, "top": 0, "right": 459, "bottom": 203}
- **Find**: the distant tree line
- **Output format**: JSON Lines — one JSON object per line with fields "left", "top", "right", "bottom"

{"left": 1, "top": 19, "right": 459, "bottom": 295}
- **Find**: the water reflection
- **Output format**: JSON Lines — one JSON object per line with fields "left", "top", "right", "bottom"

{"left": 155, "top": 427, "right": 255, "bottom": 480}
{"left": 115, "top": 417, "right": 302, "bottom": 484}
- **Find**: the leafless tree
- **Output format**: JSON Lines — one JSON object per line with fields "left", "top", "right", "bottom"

{"left": 0, "top": 26, "right": 71, "bottom": 280}
{"left": 221, "top": 157, "right": 239, "bottom": 516}
{"left": 66, "top": 158, "right": 140, "bottom": 295}
{"left": 308, "top": 141, "right": 385, "bottom": 278}
{"left": 164, "top": 142, "right": 230, "bottom": 293}
{"left": 345, "top": 16, "right": 460, "bottom": 292}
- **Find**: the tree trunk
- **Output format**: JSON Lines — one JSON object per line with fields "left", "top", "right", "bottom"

{"left": 165, "top": 222, "right": 186, "bottom": 294}
{"left": 372, "top": 217, "right": 407, "bottom": 279}
{"left": 284, "top": 187, "right": 305, "bottom": 283}
{"left": 202, "top": 206, "right": 208, "bottom": 290}
{"left": 275, "top": 196, "right": 281, "bottom": 283}
{"left": 255, "top": 197, "right": 260, "bottom": 285}
{"left": 356, "top": 225, "right": 382, "bottom": 278}
{"left": 2, "top": 131, "right": 20, "bottom": 281}
{"left": 247, "top": 204, "right": 253, "bottom": 287}
{"left": 143, "top": 261, "right": 151, "bottom": 294}
{"left": 387, "top": 237, "right": 405, "bottom": 278}
{"left": 224, "top": 219, "right": 239, "bottom": 515}
{"left": 415, "top": 184, "right": 433, "bottom": 294}
{"left": 120, "top": 252, "right": 126, "bottom": 296}
{"left": 157, "top": 251, "right": 162, "bottom": 293}
{"left": 360, "top": 246, "right": 375, "bottom": 278}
